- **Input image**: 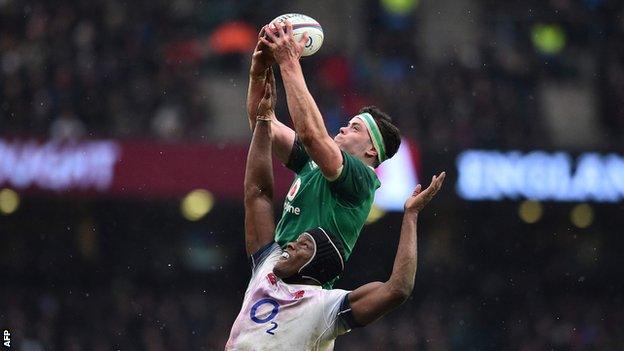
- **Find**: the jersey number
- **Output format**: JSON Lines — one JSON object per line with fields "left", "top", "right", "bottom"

{"left": 250, "top": 298, "right": 280, "bottom": 335}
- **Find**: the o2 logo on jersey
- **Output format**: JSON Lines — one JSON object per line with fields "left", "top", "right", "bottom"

{"left": 250, "top": 298, "right": 280, "bottom": 335}
{"left": 286, "top": 177, "right": 302, "bottom": 201}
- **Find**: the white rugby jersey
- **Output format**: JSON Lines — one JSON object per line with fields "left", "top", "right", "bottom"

{"left": 226, "top": 242, "right": 352, "bottom": 351}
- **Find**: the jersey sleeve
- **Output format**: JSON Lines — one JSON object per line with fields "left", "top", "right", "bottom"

{"left": 249, "top": 242, "right": 281, "bottom": 274}
{"left": 322, "top": 289, "right": 353, "bottom": 338}
{"left": 329, "top": 151, "right": 379, "bottom": 207}
{"left": 285, "top": 136, "right": 310, "bottom": 174}
{"left": 336, "top": 294, "right": 363, "bottom": 331}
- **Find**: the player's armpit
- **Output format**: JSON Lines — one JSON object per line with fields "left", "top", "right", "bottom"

{"left": 285, "top": 137, "right": 309, "bottom": 173}
{"left": 336, "top": 294, "right": 363, "bottom": 331}
{"left": 271, "top": 117, "right": 296, "bottom": 165}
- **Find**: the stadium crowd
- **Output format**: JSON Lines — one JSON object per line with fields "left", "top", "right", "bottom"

{"left": 1, "top": 0, "right": 623, "bottom": 147}
{"left": 2, "top": 201, "right": 623, "bottom": 350}
{"left": 3, "top": 285, "right": 622, "bottom": 350}
{"left": 0, "top": 266, "right": 624, "bottom": 351}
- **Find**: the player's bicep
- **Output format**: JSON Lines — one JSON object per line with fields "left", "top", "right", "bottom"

{"left": 300, "top": 133, "right": 343, "bottom": 180}
{"left": 244, "top": 193, "right": 276, "bottom": 256}
{"left": 347, "top": 282, "right": 405, "bottom": 326}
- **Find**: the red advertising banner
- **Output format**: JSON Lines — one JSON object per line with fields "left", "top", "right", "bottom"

{"left": 0, "top": 139, "right": 293, "bottom": 199}
{"left": 0, "top": 138, "right": 420, "bottom": 210}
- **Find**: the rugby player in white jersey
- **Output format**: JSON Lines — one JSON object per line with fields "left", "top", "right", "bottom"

{"left": 226, "top": 84, "right": 445, "bottom": 350}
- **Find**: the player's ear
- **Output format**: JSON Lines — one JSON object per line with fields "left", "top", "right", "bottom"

{"left": 365, "top": 146, "right": 378, "bottom": 159}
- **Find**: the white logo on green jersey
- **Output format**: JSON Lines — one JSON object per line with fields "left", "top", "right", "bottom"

{"left": 283, "top": 202, "right": 301, "bottom": 215}
{"left": 286, "top": 177, "right": 302, "bottom": 201}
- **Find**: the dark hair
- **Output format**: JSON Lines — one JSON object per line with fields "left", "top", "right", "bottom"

{"left": 359, "top": 106, "right": 401, "bottom": 167}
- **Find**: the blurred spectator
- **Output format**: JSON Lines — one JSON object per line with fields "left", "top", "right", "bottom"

{"left": 2, "top": 280, "right": 621, "bottom": 350}
{"left": 49, "top": 108, "right": 87, "bottom": 140}
{"left": 1, "top": 201, "right": 622, "bottom": 350}
{"left": 151, "top": 103, "right": 183, "bottom": 140}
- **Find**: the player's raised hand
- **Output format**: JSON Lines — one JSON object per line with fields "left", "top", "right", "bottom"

{"left": 256, "top": 80, "right": 274, "bottom": 120}
{"left": 259, "top": 20, "right": 309, "bottom": 65}
{"left": 250, "top": 25, "right": 275, "bottom": 78}
{"left": 404, "top": 172, "right": 446, "bottom": 213}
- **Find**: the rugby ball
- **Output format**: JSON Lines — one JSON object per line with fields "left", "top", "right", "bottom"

{"left": 271, "top": 13, "right": 324, "bottom": 56}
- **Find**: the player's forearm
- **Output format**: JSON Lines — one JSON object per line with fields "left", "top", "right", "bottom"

{"left": 247, "top": 71, "right": 295, "bottom": 165}
{"left": 386, "top": 212, "right": 418, "bottom": 299}
{"left": 347, "top": 213, "right": 418, "bottom": 326}
{"left": 244, "top": 119, "right": 274, "bottom": 198}
{"left": 246, "top": 74, "right": 267, "bottom": 130}
{"left": 279, "top": 60, "right": 328, "bottom": 141}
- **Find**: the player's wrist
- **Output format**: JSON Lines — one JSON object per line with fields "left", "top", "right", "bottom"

{"left": 278, "top": 58, "right": 301, "bottom": 71}
{"left": 249, "top": 69, "right": 267, "bottom": 80}
{"left": 403, "top": 210, "right": 419, "bottom": 220}
{"left": 257, "top": 111, "right": 275, "bottom": 119}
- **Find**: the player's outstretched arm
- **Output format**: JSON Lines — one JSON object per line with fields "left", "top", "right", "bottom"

{"left": 244, "top": 84, "right": 278, "bottom": 256}
{"left": 247, "top": 26, "right": 277, "bottom": 128}
{"left": 247, "top": 32, "right": 296, "bottom": 165}
{"left": 347, "top": 172, "right": 446, "bottom": 326}
{"left": 260, "top": 21, "right": 343, "bottom": 180}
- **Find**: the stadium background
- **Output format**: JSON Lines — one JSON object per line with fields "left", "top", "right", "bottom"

{"left": 1, "top": 0, "right": 624, "bottom": 350}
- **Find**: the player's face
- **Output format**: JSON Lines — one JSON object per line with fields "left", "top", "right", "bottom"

{"left": 273, "top": 233, "right": 315, "bottom": 279}
{"left": 334, "top": 118, "right": 375, "bottom": 160}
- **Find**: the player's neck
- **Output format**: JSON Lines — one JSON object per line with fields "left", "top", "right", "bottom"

{"left": 355, "top": 153, "right": 376, "bottom": 169}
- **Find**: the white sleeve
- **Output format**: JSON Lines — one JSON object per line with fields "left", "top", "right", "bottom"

{"left": 322, "top": 289, "right": 352, "bottom": 338}
{"left": 249, "top": 242, "right": 281, "bottom": 275}
{"left": 244, "top": 243, "right": 281, "bottom": 298}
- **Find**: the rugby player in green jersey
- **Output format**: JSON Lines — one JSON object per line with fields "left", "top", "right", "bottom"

{"left": 247, "top": 21, "right": 402, "bottom": 287}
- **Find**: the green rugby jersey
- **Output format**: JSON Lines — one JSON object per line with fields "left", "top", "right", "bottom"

{"left": 275, "top": 138, "right": 381, "bottom": 266}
